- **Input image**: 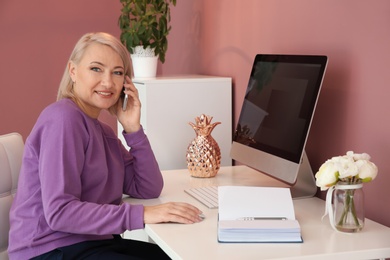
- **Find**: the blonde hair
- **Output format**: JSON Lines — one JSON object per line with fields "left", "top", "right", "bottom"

{"left": 57, "top": 32, "right": 132, "bottom": 114}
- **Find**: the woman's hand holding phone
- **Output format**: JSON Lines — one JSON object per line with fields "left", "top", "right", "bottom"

{"left": 117, "top": 75, "right": 141, "bottom": 133}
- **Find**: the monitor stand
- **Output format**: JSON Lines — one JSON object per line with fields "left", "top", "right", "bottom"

{"left": 290, "top": 151, "right": 317, "bottom": 199}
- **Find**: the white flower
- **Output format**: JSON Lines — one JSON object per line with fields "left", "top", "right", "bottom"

{"left": 334, "top": 155, "right": 359, "bottom": 179}
{"left": 315, "top": 151, "right": 378, "bottom": 190}
{"left": 356, "top": 160, "right": 378, "bottom": 182}
{"left": 315, "top": 160, "right": 339, "bottom": 191}
{"left": 346, "top": 151, "right": 371, "bottom": 161}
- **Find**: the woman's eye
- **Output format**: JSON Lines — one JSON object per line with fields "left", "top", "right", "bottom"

{"left": 91, "top": 67, "right": 101, "bottom": 72}
{"left": 114, "top": 71, "right": 124, "bottom": 76}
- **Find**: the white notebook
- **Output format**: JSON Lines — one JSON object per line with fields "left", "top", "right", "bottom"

{"left": 218, "top": 186, "right": 302, "bottom": 243}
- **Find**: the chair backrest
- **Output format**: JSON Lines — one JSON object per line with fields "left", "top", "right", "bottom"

{"left": 0, "top": 133, "right": 23, "bottom": 260}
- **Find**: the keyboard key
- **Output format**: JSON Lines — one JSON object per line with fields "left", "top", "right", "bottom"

{"left": 184, "top": 186, "right": 219, "bottom": 209}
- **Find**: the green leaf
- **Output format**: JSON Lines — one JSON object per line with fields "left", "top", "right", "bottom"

{"left": 138, "top": 24, "right": 146, "bottom": 34}
{"left": 133, "top": 34, "right": 140, "bottom": 46}
{"left": 361, "top": 177, "right": 372, "bottom": 183}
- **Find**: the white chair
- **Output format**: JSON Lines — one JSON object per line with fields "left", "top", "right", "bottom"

{"left": 0, "top": 133, "right": 23, "bottom": 260}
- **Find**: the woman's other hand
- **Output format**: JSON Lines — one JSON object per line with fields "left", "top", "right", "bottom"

{"left": 144, "top": 202, "right": 204, "bottom": 224}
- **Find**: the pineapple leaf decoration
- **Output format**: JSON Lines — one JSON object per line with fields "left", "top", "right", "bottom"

{"left": 186, "top": 114, "right": 221, "bottom": 178}
{"left": 189, "top": 114, "right": 221, "bottom": 136}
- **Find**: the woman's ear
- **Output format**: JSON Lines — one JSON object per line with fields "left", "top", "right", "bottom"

{"left": 68, "top": 61, "right": 76, "bottom": 82}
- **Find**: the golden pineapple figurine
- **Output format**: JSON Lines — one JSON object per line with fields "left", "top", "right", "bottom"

{"left": 186, "top": 114, "right": 221, "bottom": 178}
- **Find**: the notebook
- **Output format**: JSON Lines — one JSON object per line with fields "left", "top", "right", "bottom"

{"left": 217, "top": 186, "right": 303, "bottom": 243}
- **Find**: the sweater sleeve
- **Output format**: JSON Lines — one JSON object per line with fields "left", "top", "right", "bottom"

{"left": 120, "top": 128, "right": 164, "bottom": 198}
{"left": 36, "top": 105, "right": 144, "bottom": 235}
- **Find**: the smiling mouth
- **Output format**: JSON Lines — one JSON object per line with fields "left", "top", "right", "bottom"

{"left": 96, "top": 91, "right": 113, "bottom": 97}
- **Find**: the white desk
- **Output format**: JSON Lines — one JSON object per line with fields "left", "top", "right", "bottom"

{"left": 124, "top": 166, "right": 390, "bottom": 260}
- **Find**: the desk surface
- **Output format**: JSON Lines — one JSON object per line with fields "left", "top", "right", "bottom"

{"left": 125, "top": 166, "right": 390, "bottom": 260}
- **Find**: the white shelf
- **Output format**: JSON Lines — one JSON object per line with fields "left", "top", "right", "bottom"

{"left": 118, "top": 75, "right": 232, "bottom": 170}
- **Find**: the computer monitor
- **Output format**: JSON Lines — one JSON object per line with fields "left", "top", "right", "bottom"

{"left": 230, "top": 54, "right": 328, "bottom": 198}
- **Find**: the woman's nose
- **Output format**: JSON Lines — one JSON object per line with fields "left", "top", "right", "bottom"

{"left": 101, "top": 73, "right": 114, "bottom": 87}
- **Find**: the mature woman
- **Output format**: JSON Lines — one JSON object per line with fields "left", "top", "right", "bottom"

{"left": 8, "top": 32, "right": 202, "bottom": 259}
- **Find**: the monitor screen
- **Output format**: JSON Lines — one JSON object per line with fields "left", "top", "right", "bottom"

{"left": 230, "top": 54, "right": 328, "bottom": 198}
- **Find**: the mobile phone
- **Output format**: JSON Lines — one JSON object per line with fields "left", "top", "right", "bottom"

{"left": 122, "top": 88, "right": 128, "bottom": 111}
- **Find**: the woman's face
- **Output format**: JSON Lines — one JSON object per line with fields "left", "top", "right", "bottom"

{"left": 69, "top": 43, "right": 125, "bottom": 118}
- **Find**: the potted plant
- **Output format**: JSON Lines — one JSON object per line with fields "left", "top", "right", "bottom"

{"left": 118, "top": 0, "right": 177, "bottom": 78}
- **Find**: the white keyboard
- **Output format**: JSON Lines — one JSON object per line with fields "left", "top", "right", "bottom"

{"left": 184, "top": 186, "right": 219, "bottom": 209}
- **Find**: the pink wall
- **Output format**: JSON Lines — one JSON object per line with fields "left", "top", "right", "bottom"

{"left": 0, "top": 0, "right": 122, "bottom": 139}
{"left": 1, "top": 1, "right": 390, "bottom": 227}
{"left": 166, "top": 0, "right": 390, "bottom": 227}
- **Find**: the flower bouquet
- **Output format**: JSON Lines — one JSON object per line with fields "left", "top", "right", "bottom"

{"left": 315, "top": 151, "right": 378, "bottom": 232}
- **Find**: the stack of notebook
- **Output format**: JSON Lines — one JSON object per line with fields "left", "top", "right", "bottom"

{"left": 217, "top": 186, "right": 302, "bottom": 243}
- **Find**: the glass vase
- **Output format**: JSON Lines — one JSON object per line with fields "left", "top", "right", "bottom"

{"left": 333, "top": 182, "right": 365, "bottom": 232}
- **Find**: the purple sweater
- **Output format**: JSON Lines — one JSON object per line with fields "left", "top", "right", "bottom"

{"left": 8, "top": 99, "right": 163, "bottom": 259}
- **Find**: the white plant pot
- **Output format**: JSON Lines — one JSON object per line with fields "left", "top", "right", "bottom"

{"left": 131, "top": 46, "right": 158, "bottom": 78}
{"left": 131, "top": 55, "right": 158, "bottom": 78}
